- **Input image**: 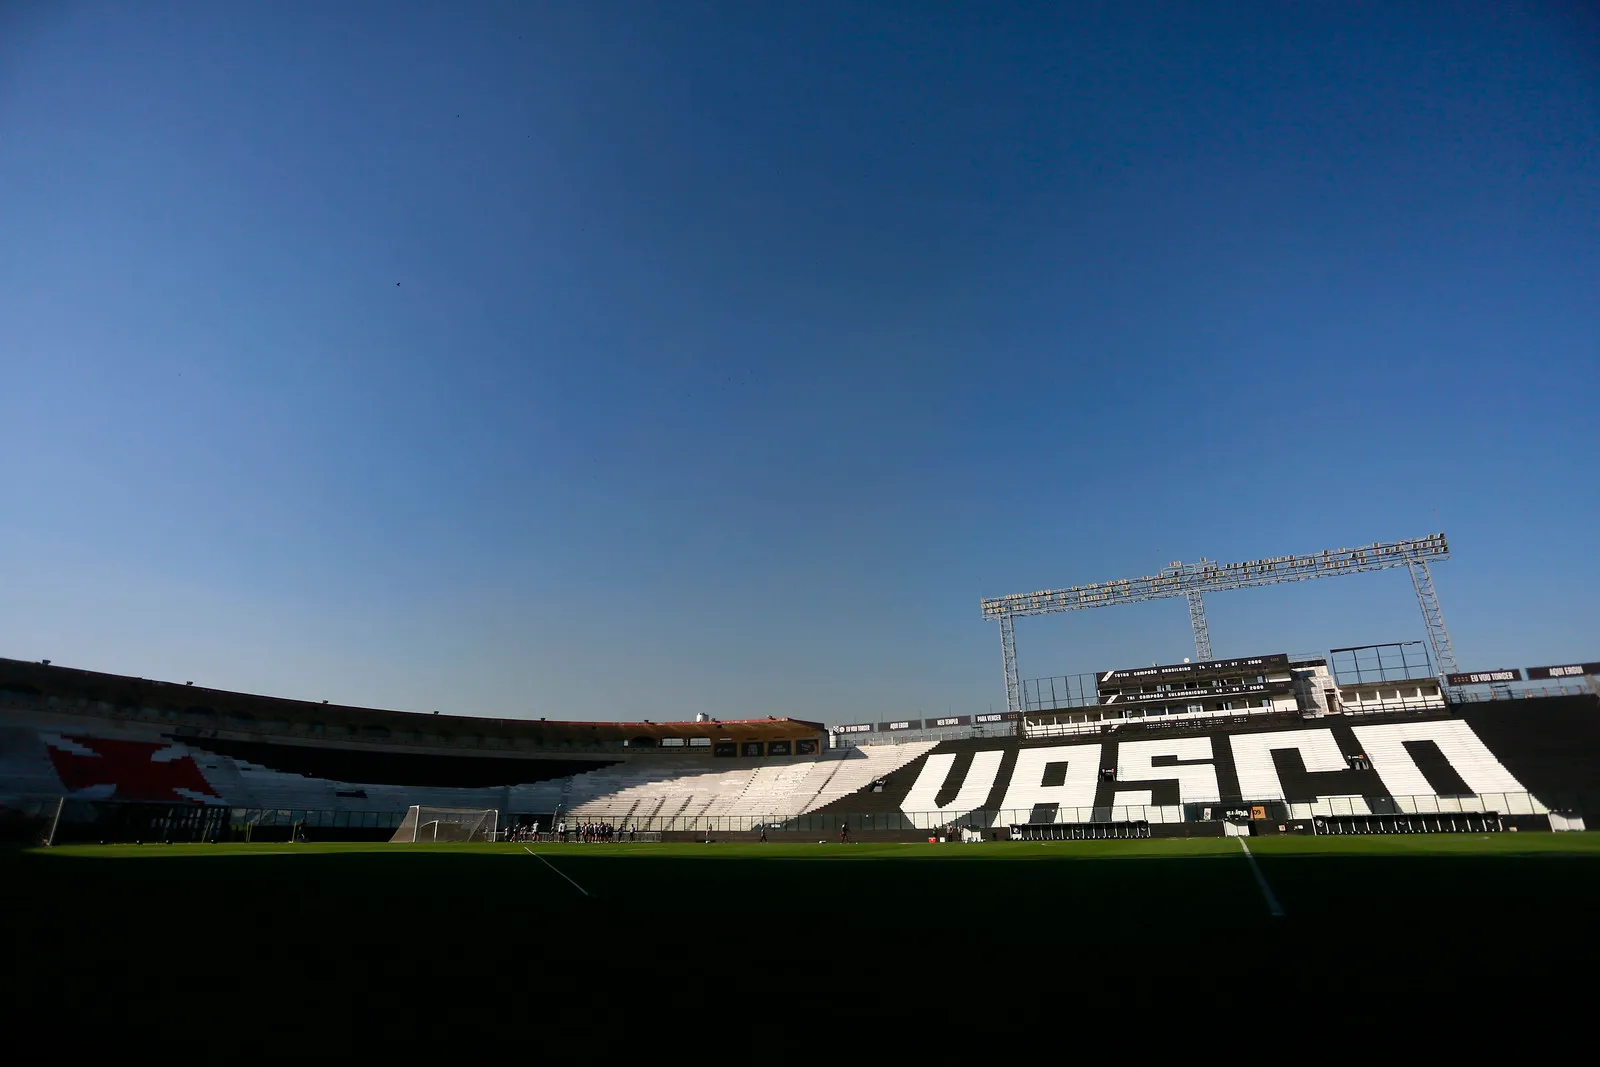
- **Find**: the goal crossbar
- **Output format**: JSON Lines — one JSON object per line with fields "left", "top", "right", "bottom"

{"left": 390, "top": 806, "right": 499, "bottom": 843}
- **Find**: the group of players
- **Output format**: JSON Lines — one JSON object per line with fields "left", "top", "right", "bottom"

{"left": 561, "top": 821, "right": 637, "bottom": 842}
{"left": 500, "top": 821, "right": 640, "bottom": 843}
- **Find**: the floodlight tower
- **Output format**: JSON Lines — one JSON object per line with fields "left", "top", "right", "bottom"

{"left": 981, "top": 533, "right": 1456, "bottom": 715}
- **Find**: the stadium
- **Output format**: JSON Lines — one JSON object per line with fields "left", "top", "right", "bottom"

{"left": 7, "top": 533, "right": 1600, "bottom": 998}
{"left": 5, "top": 647, "right": 1599, "bottom": 845}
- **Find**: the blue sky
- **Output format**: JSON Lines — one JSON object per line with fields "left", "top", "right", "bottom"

{"left": 1, "top": 2, "right": 1596, "bottom": 723}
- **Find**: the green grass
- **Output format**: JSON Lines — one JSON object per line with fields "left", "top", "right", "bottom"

{"left": 8, "top": 833, "right": 1600, "bottom": 1027}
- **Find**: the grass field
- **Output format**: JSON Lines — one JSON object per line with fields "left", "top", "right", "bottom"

{"left": 9, "top": 834, "right": 1600, "bottom": 1024}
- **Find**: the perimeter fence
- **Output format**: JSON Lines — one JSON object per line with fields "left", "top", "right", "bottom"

{"left": 5, "top": 789, "right": 1588, "bottom": 844}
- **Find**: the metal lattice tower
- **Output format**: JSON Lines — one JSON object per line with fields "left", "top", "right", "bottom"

{"left": 999, "top": 614, "right": 1021, "bottom": 721}
{"left": 1185, "top": 591, "right": 1213, "bottom": 661}
{"left": 983, "top": 533, "right": 1453, "bottom": 714}
{"left": 1405, "top": 559, "right": 1458, "bottom": 676}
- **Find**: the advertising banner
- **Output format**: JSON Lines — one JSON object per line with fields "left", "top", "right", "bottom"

{"left": 1100, "top": 653, "right": 1289, "bottom": 685}
{"left": 1444, "top": 669, "right": 1522, "bottom": 686}
{"left": 1101, "top": 680, "right": 1289, "bottom": 706}
{"left": 1524, "top": 663, "right": 1600, "bottom": 681}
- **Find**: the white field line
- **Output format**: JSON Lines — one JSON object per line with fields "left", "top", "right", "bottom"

{"left": 1238, "top": 838, "right": 1285, "bottom": 917}
{"left": 523, "top": 847, "right": 592, "bottom": 897}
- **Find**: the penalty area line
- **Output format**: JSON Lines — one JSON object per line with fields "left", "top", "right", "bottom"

{"left": 1237, "top": 838, "right": 1284, "bottom": 918}
{"left": 523, "top": 846, "right": 591, "bottom": 897}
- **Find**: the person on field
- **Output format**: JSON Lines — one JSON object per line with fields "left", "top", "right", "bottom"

{"left": 759, "top": 825, "right": 767, "bottom": 843}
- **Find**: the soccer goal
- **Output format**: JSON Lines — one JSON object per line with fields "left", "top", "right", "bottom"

{"left": 390, "top": 806, "right": 499, "bottom": 843}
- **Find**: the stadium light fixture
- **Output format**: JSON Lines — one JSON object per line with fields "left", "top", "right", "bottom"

{"left": 981, "top": 533, "right": 1456, "bottom": 714}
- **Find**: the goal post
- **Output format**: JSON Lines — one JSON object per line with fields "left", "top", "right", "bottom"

{"left": 390, "top": 806, "right": 499, "bottom": 843}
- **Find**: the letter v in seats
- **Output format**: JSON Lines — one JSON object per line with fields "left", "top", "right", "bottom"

{"left": 899, "top": 750, "right": 1006, "bottom": 829}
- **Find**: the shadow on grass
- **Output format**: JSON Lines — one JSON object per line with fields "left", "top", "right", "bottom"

{"left": 6, "top": 844, "right": 1597, "bottom": 1005}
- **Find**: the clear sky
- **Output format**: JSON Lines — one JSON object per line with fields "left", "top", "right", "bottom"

{"left": 2, "top": 2, "right": 1596, "bottom": 724}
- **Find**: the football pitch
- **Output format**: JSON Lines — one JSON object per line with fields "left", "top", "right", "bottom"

{"left": 9, "top": 834, "right": 1600, "bottom": 1014}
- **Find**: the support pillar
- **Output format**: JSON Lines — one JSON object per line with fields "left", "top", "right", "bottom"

{"left": 1000, "top": 614, "right": 1022, "bottom": 715}
{"left": 1407, "top": 560, "right": 1459, "bottom": 675}
{"left": 1186, "top": 591, "right": 1214, "bottom": 662}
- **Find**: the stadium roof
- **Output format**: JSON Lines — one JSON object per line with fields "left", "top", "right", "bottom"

{"left": 0, "top": 658, "right": 825, "bottom": 743}
{"left": 570, "top": 719, "right": 826, "bottom": 741}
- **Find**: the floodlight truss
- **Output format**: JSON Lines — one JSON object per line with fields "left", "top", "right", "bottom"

{"left": 1185, "top": 592, "right": 1213, "bottom": 662}
{"left": 983, "top": 533, "right": 1455, "bottom": 713}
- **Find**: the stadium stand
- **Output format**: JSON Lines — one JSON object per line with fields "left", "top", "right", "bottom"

{"left": 563, "top": 743, "right": 938, "bottom": 824}
{"left": 4, "top": 651, "right": 1599, "bottom": 841}
{"left": 1229, "top": 728, "right": 1353, "bottom": 801}
{"left": 803, "top": 743, "right": 940, "bottom": 810}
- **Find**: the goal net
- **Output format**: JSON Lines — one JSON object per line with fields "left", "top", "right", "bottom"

{"left": 391, "top": 806, "right": 499, "bottom": 843}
